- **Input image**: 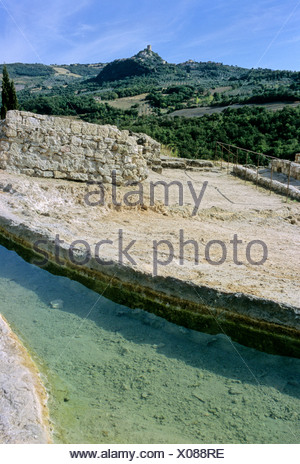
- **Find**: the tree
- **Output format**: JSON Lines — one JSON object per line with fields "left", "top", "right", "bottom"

{"left": 9, "top": 79, "right": 18, "bottom": 111}
{"left": 1, "top": 65, "right": 19, "bottom": 119}
{"left": 1, "top": 65, "right": 10, "bottom": 119}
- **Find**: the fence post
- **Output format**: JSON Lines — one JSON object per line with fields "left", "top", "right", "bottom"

{"left": 286, "top": 161, "right": 291, "bottom": 202}
{"left": 256, "top": 154, "right": 260, "bottom": 188}
{"left": 221, "top": 144, "right": 223, "bottom": 170}
{"left": 270, "top": 161, "right": 273, "bottom": 195}
{"left": 227, "top": 150, "right": 230, "bottom": 174}
{"left": 245, "top": 152, "right": 249, "bottom": 182}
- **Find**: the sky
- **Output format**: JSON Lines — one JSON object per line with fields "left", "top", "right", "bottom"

{"left": 0, "top": 0, "right": 299, "bottom": 70}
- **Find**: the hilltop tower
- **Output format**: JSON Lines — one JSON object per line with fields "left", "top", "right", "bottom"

{"left": 147, "top": 45, "right": 152, "bottom": 52}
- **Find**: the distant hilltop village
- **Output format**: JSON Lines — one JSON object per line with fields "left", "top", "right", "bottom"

{"left": 137, "top": 46, "right": 221, "bottom": 66}
{"left": 137, "top": 45, "right": 167, "bottom": 64}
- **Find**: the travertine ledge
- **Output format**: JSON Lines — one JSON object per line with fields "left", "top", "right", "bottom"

{"left": 0, "top": 169, "right": 299, "bottom": 358}
{"left": 0, "top": 315, "right": 51, "bottom": 444}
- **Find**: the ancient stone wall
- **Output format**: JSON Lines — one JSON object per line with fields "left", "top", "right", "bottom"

{"left": 270, "top": 158, "right": 300, "bottom": 181}
{"left": 0, "top": 110, "right": 161, "bottom": 184}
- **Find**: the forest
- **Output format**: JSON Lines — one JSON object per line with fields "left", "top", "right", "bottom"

{"left": 3, "top": 48, "right": 300, "bottom": 162}
{"left": 20, "top": 94, "right": 300, "bottom": 161}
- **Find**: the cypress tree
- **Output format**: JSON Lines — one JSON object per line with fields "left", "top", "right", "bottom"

{"left": 9, "top": 80, "right": 18, "bottom": 111}
{"left": 1, "top": 65, "right": 10, "bottom": 119}
{"left": 1, "top": 65, "right": 18, "bottom": 119}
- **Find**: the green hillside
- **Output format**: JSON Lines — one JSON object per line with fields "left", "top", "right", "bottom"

{"left": 2, "top": 47, "right": 300, "bottom": 162}
{"left": 93, "top": 47, "right": 166, "bottom": 83}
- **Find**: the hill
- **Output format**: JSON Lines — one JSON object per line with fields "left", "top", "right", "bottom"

{"left": 91, "top": 47, "right": 299, "bottom": 91}
{"left": 93, "top": 47, "right": 166, "bottom": 83}
{"left": 2, "top": 47, "right": 300, "bottom": 162}
{"left": 0, "top": 62, "right": 105, "bottom": 93}
{"left": 2, "top": 47, "right": 299, "bottom": 103}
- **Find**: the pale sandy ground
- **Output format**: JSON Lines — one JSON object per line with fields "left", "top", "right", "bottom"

{"left": 0, "top": 315, "right": 51, "bottom": 443}
{"left": 0, "top": 167, "right": 299, "bottom": 307}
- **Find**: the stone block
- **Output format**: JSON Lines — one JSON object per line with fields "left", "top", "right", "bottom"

{"left": 84, "top": 124, "right": 98, "bottom": 136}
{"left": 22, "top": 168, "right": 35, "bottom": 176}
{"left": 69, "top": 172, "right": 89, "bottom": 181}
{"left": 103, "top": 175, "right": 113, "bottom": 183}
{"left": 0, "top": 141, "right": 10, "bottom": 151}
{"left": 71, "top": 122, "right": 83, "bottom": 134}
{"left": 71, "top": 136, "right": 82, "bottom": 147}
{"left": 53, "top": 171, "right": 67, "bottom": 179}
{"left": 61, "top": 145, "right": 71, "bottom": 153}
{"left": 5, "top": 128, "right": 17, "bottom": 138}
{"left": 35, "top": 170, "right": 54, "bottom": 178}
{"left": 5, "top": 110, "right": 23, "bottom": 124}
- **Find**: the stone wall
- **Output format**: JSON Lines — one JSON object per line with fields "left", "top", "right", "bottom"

{"left": 270, "top": 158, "right": 300, "bottom": 181}
{"left": 0, "top": 110, "right": 161, "bottom": 185}
{"left": 233, "top": 165, "right": 300, "bottom": 200}
{"left": 161, "top": 156, "right": 214, "bottom": 170}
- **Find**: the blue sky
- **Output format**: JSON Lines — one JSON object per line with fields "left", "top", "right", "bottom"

{"left": 0, "top": 0, "right": 299, "bottom": 70}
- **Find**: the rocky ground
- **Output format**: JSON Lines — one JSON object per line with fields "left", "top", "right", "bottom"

{"left": 0, "top": 166, "right": 299, "bottom": 307}
{"left": 0, "top": 315, "right": 51, "bottom": 443}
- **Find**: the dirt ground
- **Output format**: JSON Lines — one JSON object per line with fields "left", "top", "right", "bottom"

{"left": 0, "top": 166, "right": 299, "bottom": 308}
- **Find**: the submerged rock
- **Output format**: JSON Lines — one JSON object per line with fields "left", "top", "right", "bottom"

{"left": 50, "top": 299, "right": 64, "bottom": 309}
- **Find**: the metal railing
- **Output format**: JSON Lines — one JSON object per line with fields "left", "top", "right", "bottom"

{"left": 214, "top": 141, "right": 296, "bottom": 201}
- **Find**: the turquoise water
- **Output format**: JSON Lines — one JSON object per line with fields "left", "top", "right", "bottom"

{"left": 0, "top": 245, "right": 299, "bottom": 444}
